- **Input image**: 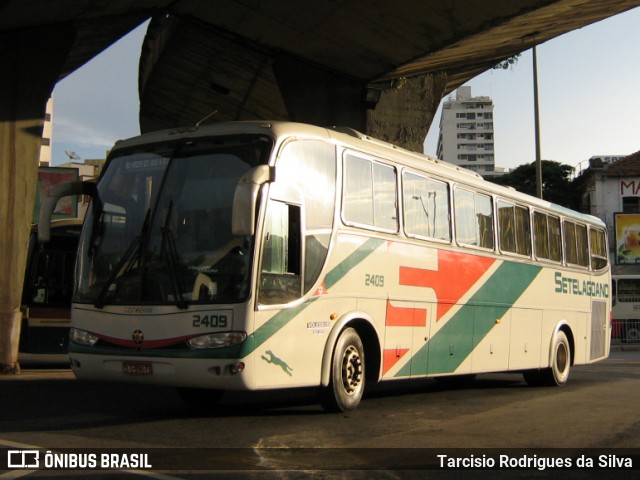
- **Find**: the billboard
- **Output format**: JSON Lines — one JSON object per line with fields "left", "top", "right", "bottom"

{"left": 32, "top": 167, "right": 79, "bottom": 223}
{"left": 614, "top": 212, "right": 640, "bottom": 264}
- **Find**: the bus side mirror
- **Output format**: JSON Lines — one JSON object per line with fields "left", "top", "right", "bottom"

{"left": 232, "top": 165, "right": 274, "bottom": 236}
{"left": 38, "top": 181, "right": 97, "bottom": 243}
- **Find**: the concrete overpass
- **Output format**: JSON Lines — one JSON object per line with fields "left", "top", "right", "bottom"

{"left": 2, "top": 0, "right": 639, "bottom": 372}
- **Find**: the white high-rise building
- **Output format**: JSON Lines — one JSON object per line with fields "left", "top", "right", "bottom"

{"left": 435, "top": 86, "right": 495, "bottom": 175}
{"left": 38, "top": 97, "right": 54, "bottom": 166}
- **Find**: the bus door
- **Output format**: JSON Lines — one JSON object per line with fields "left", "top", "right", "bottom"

{"left": 253, "top": 191, "right": 307, "bottom": 386}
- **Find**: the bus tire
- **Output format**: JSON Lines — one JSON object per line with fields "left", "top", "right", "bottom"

{"left": 176, "top": 387, "right": 224, "bottom": 410}
{"left": 523, "top": 330, "right": 571, "bottom": 387}
{"left": 548, "top": 330, "right": 571, "bottom": 386}
{"left": 319, "top": 327, "right": 365, "bottom": 412}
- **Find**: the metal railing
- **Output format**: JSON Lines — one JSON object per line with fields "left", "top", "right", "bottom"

{"left": 612, "top": 319, "right": 640, "bottom": 344}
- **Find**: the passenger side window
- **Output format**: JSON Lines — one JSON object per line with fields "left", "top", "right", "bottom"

{"left": 590, "top": 227, "right": 608, "bottom": 271}
{"left": 343, "top": 153, "right": 398, "bottom": 232}
{"left": 497, "top": 200, "right": 531, "bottom": 256}
{"left": 533, "top": 212, "right": 562, "bottom": 262}
{"left": 564, "top": 220, "right": 589, "bottom": 267}
{"left": 454, "top": 188, "right": 494, "bottom": 249}
{"left": 403, "top": 172, "right": 451, "bottom": 242}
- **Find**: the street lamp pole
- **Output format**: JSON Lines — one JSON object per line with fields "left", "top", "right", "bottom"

{"left": 533, "top": 45, "right": 543, "bottom": 199}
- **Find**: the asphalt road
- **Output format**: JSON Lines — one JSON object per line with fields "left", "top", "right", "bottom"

{"left": 1, "top": 349, "right": 639, "bottom": 479}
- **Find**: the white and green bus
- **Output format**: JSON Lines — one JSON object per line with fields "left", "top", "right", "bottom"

{"left": 39, "top": 121, "right": 611, "bottom": 411}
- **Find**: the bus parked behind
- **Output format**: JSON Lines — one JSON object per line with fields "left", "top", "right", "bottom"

{"left": 611, "top": 275, "right": 640, "bottom": 343}
{"left": 20, "top": 219, "right": 82, "bottom": 353}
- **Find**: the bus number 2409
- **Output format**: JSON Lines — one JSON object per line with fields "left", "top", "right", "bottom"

{"left": 365, "top": 274, "right": 385, "bottom": 287}
{"left": 192, "top": 314, "right": 228, "bottom": 328}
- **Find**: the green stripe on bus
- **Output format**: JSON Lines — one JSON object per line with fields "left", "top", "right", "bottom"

{"left": 324, "top": 237, "right": 385, "bottom": 289}
{"left": 240, "top": 236, "right": 385, "bottom": 357}
{"left": 239, "top": 299, "right": 317, "bottom": 357}
{"left": 395, "top": 261, "right": 542, "bottom": 377}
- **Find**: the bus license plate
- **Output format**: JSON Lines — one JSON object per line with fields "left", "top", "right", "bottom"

{"left": 122, "top": 361, "right": 152, "bottom": 376}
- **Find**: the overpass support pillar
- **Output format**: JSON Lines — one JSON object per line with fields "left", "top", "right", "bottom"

{"left": 367, "top": 72, "right": 448, "bottom": 153}
{"left": 0, "top": 27, "right": 73, "bottom": 373}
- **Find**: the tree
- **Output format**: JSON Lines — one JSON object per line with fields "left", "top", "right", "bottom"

{"left": 492, "top": 54, "right": 521, "bottom": 70}
{"left": 489, "top": 160, "right": 575, "bottom": 207}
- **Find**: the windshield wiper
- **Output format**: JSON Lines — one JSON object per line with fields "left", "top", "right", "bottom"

{"left": 161, "top": 201, "right": 187, "bottom": 309}
{"left": 87, "top": 193, "right": 105, "bottom": 258}
{"left": 94, "top": 235, "right": 142, "bottom": 309}
{"left": 94, "top": 209, "right": 150, "bottom": 309}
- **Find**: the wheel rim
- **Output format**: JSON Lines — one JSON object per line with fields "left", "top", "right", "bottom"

{"left": 556, "top": 342, "right": 568, "bottom": 375}
{"left": 340, "top": 345, "right": 363, "bottom": 395}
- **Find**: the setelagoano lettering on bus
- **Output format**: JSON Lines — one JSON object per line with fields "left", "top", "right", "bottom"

{"left": 554, "top": 272, "right": 609, "bottom": 298}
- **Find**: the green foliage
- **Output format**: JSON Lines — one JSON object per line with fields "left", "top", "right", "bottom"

{"left": 492, "top": 54, "right": 521, "bottom": 70}
{"left": 488, "top": 160, "right": 575, "bottom": 207}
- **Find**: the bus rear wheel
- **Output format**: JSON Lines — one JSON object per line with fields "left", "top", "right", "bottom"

{"left": 523, "top": 330, "right": 571, "bottom": 387}
{"left": 319, "top": 327, "right": 365, "bottom": 412}
{"left": 549, "top": 330, "right": 571, "bottom": 385}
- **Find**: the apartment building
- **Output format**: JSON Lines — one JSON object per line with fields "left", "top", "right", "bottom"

{"left": 436, "top": 86, "right": 495, "bottom": 175}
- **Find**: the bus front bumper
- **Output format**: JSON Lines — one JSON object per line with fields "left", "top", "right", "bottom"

{"left": 69, "top": 353, "right": 254, "bottom": 390}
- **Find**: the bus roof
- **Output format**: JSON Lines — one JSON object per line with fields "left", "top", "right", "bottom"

{"left": 109, "top": 121, "right": 605, "bottom": 228}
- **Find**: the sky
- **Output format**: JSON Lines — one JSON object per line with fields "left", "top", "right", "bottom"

{"left": 52, "top": 7, "right": 640, "bottom": 173}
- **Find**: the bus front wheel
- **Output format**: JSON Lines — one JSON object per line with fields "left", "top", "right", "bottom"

{"left": 319, "top": 327, "right": 365, "bottom": 412}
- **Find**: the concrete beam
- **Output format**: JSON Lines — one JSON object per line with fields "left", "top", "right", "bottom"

{"left": 273, "top": 54, "right": 367, "bottom": 131}
{"left": 273, "top": 56, "right": 448, "bottom": 151}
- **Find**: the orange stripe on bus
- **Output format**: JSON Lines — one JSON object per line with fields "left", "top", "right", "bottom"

{"left": 385, "top": 300, "right": 427, "bottom": 327}
{"left": 382, "top": 348, "right": 410, "bottom": 375}
{"left": 399, "top": 250, "right": 495, "bottom": 321}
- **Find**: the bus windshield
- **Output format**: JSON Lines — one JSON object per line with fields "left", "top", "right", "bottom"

{"left": 75, "top": 134, "right": 273, "bottom": 307}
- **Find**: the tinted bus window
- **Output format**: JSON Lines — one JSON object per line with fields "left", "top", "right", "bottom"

{"left": 590, "top": 227, "right": 608, "bottom": 271}
{"left": 534, "top": 212, "right": 562, "bottom": 262}
{"left": 617, "top": 279, "right": 640, "bottom": 302}
{"left": 564, "top": 220, "right": 589, "bottom": 267}
{"left": 498, "top": 200, "right": 531, "bottom": 256}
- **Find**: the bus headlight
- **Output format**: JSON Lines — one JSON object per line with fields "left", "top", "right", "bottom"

{"left": 70, "top": 328, "right": 99, "bottom": 346}
{"left": 187, "top": 332, "right": 247, "bottom": 349}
